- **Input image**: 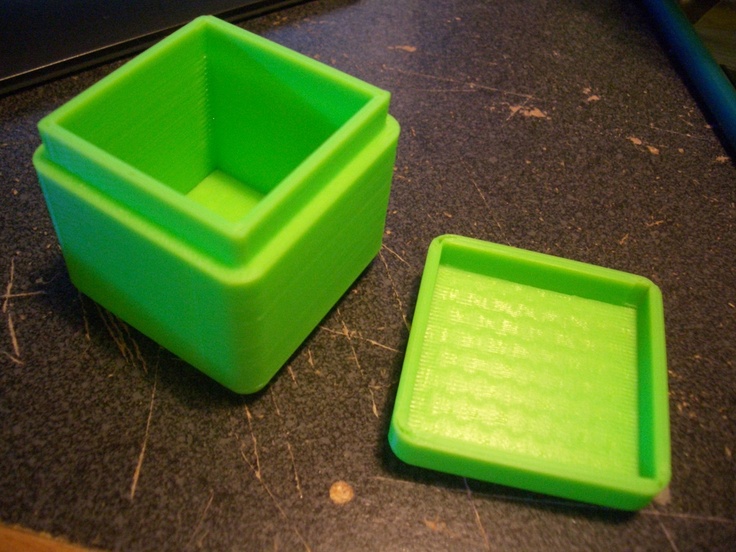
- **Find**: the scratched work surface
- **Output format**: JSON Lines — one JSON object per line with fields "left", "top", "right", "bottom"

{"left": 1, "top": 1, "right": 735, "bottom": 550}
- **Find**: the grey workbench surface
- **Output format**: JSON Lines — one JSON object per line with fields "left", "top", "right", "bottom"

{"left": 1, "top": 1, "right": 734, "bottom": 550}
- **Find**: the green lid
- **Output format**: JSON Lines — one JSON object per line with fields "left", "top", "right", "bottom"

{"left": 389, "top": 235, "right": 670, "bottom": 510}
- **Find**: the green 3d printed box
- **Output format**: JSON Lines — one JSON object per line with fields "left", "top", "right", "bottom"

{"left": 389, "top": 235, "right": 670, "bottom": 510}
{"left": 34, "top": 16, "right": 399, "bottom": 393}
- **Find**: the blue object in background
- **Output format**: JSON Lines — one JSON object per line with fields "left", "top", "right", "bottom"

{"left": 643, "top": 0, "right": 736, "bottom": 154}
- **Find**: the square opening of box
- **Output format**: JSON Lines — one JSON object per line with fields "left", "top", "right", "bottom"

{"left": 53, "top": 20, "right": 374, "bottom": 223}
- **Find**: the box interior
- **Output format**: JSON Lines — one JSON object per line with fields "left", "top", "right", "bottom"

{"left": 56, "top": 22, "right": 373, "bottom": 223}
{"left": 406, "top": 240, "right": 658, "bottom": 481}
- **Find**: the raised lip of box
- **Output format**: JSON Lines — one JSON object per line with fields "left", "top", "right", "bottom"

{"left": 34, "top": 116, "right": 400, "bottom": 288}
{"left": 37, "top": 15, "right": 391, "bottom": 267}
{"left": 389, "top": 234, "right": 671, "bottom": 508}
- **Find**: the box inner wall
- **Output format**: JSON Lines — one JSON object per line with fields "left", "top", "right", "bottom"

{"left": 58, "top": 24, "right": 372, "bottom": 222}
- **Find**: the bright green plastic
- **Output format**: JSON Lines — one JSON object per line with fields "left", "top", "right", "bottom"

{"left": 34, "top": 16, "right": 399, "bottom": 393}
{"left": 389, "top": 235, "right": 670, "bottom": 510}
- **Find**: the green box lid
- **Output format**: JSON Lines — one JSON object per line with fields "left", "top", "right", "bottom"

{"left": 389, "top": 235, "right": 671, "bottom": 510}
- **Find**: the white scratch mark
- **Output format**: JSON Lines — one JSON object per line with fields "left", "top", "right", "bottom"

{"left": 641, "top": 509, "right": 736, "bottom": 525}
{"left": 400, "top": 87, "right": 479, "bottom": 93}
{"left": 381, "top": 243, "right": 411, "bottom": 268}
{"left": 187, "top": 489, "right": 214, "bottom": 550}
{"left": 244, "top": 405, "right": 262, "bottom": 480}
{"left": 78, "top": 292, "right": 91, "bottom": 341}
{"left": 95, "top": 307, "right": 148, "bottom": 373}
{"left": 382, "top": 65, "right": 535, "bottom": 99}
{"left": 3, "top": 259, "right": 22, "bottom": 363}
{"left": 269, "top": 388, "right": 282, "bottom": 417}
{"left": 1, "top": 291, "right": 45, "bottom": 300}
{"left": 2, "top": 258, "right": 14, "bottom": 314}
{"left": 1, "top": 350, "right": 23, "bottom": 365}
{"left": 285, "top": 440, "right": 303, "bottom": 499}
{"left": 361, "top": 337, "right": 400, "bottom": 353}
{"left": 338, "top": 311, "right": 379, "bottom": 418}
{"left": 647, "top": 123, "right": 707, "bottom": 141}
{"left": 378, "top": 250, "right": 410, "bottom": 331}
{"left": 97, "top": 305, "right": 133, "bottom": 365}
{"left": 237, "top": 415, "right": 311, "bottom": 551}
{"left": 469, "top": 81, "right": 536, "bottom": 99}
{"left": 268, "top": 388, "right": 303, "bottom": 498}
{"left": 319, "top": 325, "right": 346, "bottom": 337}
{"left": 319, "top": 326, "right": 399, "bottom": 353}
{"left": 461, "top": 159, "right": 509, "bottom": 244}
{"left": 655, "top": 514, "right": 680, "bottom": 552}
{"left": 122, "top": 321, "right": 147, "bottom": 373}
{"left": 130, "top": 362, "right": 158, "bottom": 500}
{"left": 463, "top": 478, "right": 490, "bottom": 551}
{"left": 7, "top": 312, "right": 20, "bottom": 358}
{"left": 383, "top": 65, "right": 467, "bottom": 85}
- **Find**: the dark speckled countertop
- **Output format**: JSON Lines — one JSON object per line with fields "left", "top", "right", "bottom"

{"left": 1, "top": 1, "right": 735, "bottom": 550}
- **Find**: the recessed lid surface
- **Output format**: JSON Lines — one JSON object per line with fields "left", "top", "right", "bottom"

{"left": 389, "top": 235, "right": 670, "bottom": 510}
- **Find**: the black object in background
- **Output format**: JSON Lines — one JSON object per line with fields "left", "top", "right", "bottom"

{"left": 0, "top": 0, "right": 308, "bottom": 95}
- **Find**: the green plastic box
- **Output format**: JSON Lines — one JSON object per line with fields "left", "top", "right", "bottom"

{"left": 389, "top": 235, "right": 670, "bottom": 510}
{"left": 34, "top": 16, "right": 399, "bottom": 393}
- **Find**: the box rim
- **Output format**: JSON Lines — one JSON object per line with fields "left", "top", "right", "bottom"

{"left": 34, "top": 115, "right": 400, "bottom": 284}
{"left": 38, "top": 15, "right": 391, "bottom": 265}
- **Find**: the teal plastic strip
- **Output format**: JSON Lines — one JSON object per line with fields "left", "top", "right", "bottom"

{"left": 643, "top": 0, "right": 736, "bottom": 152}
